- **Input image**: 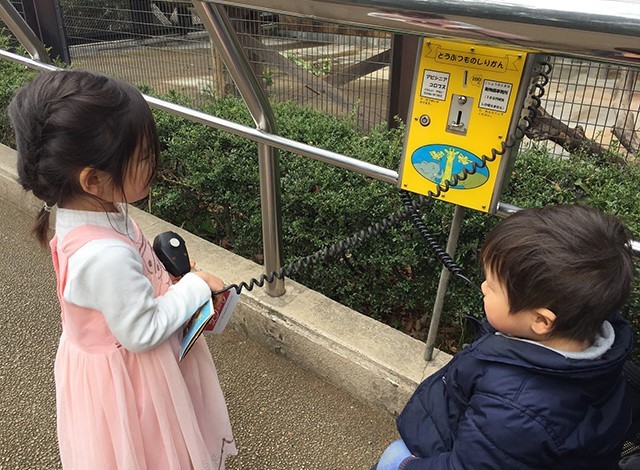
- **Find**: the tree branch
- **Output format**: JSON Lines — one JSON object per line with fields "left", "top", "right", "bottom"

{"left": 525, "top": 106, "right": 611, "bottom": 158}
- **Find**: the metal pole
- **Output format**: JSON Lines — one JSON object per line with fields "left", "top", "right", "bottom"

{"left": 0, "top": 0, "right": 51, "bottom": 63}
{"left": 20, "top": 0, "right": 70, "bottom": 64}
{"left": 387, "top": 34, "right": 419, "bottom": 129}
{"left": 192, "top": 1, "right": 285, "bottom": 296}
{"left": 423, "top": 204, "right": 465, "bottom": 361}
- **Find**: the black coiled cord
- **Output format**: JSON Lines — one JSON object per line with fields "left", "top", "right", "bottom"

{"left": 213, "top": 58, "right": 552, "bottom": 297}
{"left": 399, "top": 191, "right": 483, "bottom": 295}
{"left": 216, "top": 194, "right": 430, "bottom": 295}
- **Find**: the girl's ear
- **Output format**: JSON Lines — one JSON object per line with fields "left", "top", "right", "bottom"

{"left": 531, "top": 308, "right": 556, "bottom": 336}
{"left": 78, "top": 167, "right": 108, "bottom": 198}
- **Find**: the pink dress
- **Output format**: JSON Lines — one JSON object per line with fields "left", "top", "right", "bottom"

{"left": 51, "top": 224, "right": 237, "bottom": 469}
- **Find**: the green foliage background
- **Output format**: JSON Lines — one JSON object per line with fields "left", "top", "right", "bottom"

{"left": 149, "top": 90, "right": 640, "bottom": 354}
{"left": 0, "top": 32, "right": 36, "bottom": 149}
{"left": 2, "top": 52, "right": 639, "bottom": 356}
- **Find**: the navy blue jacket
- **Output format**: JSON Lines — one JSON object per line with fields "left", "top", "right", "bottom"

{"left": 397, "top": 315, "right": 633, "bottom": 470}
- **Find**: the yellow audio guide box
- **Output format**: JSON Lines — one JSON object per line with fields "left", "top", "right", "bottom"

{"left": 399, "top": 38, "right": 536, "bottom": 213}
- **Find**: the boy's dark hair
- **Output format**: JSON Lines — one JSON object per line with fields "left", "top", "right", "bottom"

{"left": 480, "top": 204, "right": 635, "bottom": 344}
{"left": 8, "top": 70, "right": 160, "bottom": 246}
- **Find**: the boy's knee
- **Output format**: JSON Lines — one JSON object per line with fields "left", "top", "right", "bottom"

{"left": 376, "top": 439, "right": 412, "bottom": 470}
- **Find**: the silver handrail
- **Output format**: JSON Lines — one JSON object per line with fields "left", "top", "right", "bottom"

{"left": 209, "top": 0, "right": 640, "bottom": 67}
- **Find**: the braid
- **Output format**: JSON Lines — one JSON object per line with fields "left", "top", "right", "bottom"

{"left": 11, "top": 86, "right": 59, "bottom": 247}
{"left": 11, "top": 78, "right": 59, "bottom": 203}
{"left": 8, "top": 69, "right": 161, "bottom": 246}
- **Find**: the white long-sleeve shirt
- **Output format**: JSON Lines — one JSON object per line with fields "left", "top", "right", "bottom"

{"left": 55, "top": 206, "right": 211, "bottom": 353}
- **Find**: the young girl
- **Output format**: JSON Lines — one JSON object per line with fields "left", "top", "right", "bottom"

{"left": 9, "top": 70, "right": 237, "bottom": 469}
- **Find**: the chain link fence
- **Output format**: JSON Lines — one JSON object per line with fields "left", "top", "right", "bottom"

{"left": 60, "top": 0, "right": 391, "bottom": 131}
{"left": 3, "top": 0, "right": 639, "bottom": 157}
{"left": 539, "top": 56, "right": 639, "bottom": 159}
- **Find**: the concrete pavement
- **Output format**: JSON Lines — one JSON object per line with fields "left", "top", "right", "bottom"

{"left": 0, "top": 195, "right": 397, "bottom": 469}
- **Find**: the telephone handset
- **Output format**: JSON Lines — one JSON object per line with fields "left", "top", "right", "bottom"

{"left": 153, "top": 231, "right": 191, "bottom": 277}
{"left": 152, "top": 230, "right": 239, "bottom": 352}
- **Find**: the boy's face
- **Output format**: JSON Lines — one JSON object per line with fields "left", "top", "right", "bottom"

{"left": 481, "top": 268, "right": 535, "bottom": 338}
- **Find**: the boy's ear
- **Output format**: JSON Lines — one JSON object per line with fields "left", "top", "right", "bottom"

{"left": 78, "top": 167, "right": 108, "bottom": 198}
{"left": 531, "top": 308, "right": 556, "bottom": 336}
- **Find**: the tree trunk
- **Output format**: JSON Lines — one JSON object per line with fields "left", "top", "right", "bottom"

{"left": 612, "top": 70, "right": 640, "bottom": 155}
{"left": 525, "top": 106, "right": 612, "bottom": 159}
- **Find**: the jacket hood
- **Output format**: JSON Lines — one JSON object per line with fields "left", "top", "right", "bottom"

{"left": 469, "top": 314, "right": 633, "bottom": 380}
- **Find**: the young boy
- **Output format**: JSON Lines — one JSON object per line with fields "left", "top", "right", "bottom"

{"left": 375, "top": 204, "right": 635, "bottom": 470}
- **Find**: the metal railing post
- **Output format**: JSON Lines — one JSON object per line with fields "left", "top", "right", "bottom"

{"left": 0, "top": 0, "right": 51, "bottom": 63}
{"left": 423, "top": 205, "right": 465, "bottom": 361}
{"left": 192, "top": 1, "right": 285, "bottom": 296}
{"left": 20, "top": 0, "right": 70, "bottom": 64}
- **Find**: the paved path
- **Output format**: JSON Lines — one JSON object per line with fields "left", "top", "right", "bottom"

{"left": 0, "top": 196, "right": 398, "bottom": 469}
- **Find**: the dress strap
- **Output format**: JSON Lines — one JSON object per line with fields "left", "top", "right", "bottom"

{"left": 51, "top": 223, "right": 141, "bottom": 325}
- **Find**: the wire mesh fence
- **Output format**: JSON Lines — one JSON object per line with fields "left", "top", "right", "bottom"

{"left": 62, "top": 1, "right": 213, "bottom": 102}
{"left": 60, "top": 1, "right": 391, "bottom": 130}
{"left": 3, "top": 0, "right": 639, "bottom": 157}
{"left": 535, "top": 56, "right": 640, "bottom": 159}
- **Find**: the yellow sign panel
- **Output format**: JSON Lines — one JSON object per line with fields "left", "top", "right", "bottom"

{"left": 399, "top": 38, "right": 533, "bottom": 213}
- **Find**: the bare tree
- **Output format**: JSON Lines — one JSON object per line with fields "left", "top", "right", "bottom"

{"left": 611, "top": 69, "right": 640, "bottom": 155}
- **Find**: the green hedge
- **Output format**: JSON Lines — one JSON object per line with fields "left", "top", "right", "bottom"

{"left": 150, "top": 92, "right": 640, "bottom": 355}
{"left": 0, "top": 32, "right": 36, "bottom": 148}
{"left": 2, "top": 56, "right": 639, "bottom": 356}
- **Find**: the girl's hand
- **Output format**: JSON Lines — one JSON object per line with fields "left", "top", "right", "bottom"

{"left": 193, "top": 270, "right": 225, "bottom": 309}
{"left": 168, "top": 261, "right": 196, "bottom": 284}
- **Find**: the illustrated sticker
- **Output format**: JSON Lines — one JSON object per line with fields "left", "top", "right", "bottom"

{"left": 420, "top": 69, "right": 449, "bottom": 101}
{"left": 411, "top": 144, "right": 489, "bottom": 189}
{"left": 479, "top": 80, "right": 512, "bottom": 112}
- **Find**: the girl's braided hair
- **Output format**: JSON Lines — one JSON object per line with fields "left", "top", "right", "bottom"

{"left": 9, "top": 70, "right": 160, "bottom": 246}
